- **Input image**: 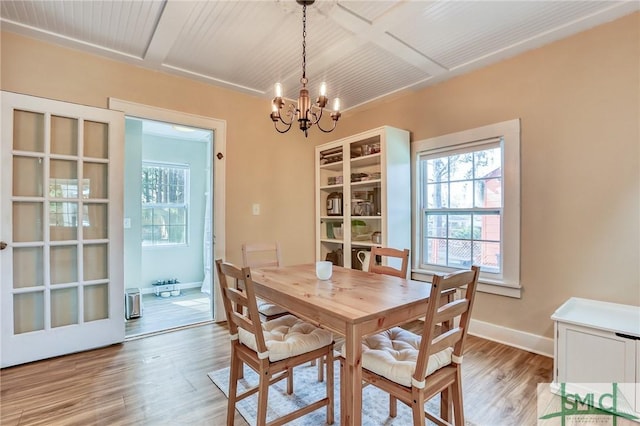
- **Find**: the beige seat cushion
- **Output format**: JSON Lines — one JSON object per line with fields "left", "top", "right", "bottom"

{"left": 239, "top": 315, "right": 333, "bottom": 362}
{"left": 341, "top": 327, "right": 453, "bottom": 387}
{"left": 257, "top": 299, "right": 288, "bottom": 317}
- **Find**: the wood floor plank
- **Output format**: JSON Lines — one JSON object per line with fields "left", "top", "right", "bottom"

{"left": 1, "top": 322, "right": 552, "bottom": 425}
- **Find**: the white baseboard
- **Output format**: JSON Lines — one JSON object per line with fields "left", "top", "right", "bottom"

{"left": 138, "top": 281, "right": 202, "bottom": 295}
{"left": 469, "top": 318, "right": 554, "bottom": 358}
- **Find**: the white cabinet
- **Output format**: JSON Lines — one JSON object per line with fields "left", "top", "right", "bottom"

{"left": 315, "top": 126, "right": 410, "bottom": 272}
{"left": 551, "top": 297, "right": 640, "bottom": 420}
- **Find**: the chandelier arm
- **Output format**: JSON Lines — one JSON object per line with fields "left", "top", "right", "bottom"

{"left": 273, "top": 120, "right": 293, "bottom": 134}
{"left": 277, "top": 101, "right": 298, "bottom": 126}
{"left": 316, "top": 117, "right": 339, "bottom": 133}
{"left": 309, "top": 108, "right": 323, "bottom": 125}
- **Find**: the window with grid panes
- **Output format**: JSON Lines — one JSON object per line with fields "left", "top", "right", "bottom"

{"left": 141, "top": 162, "right": 189, "bottom": 246}
{"left": 413, "top": 119, "right": 521, "bottom": 297}
{"left": 419, "top": 141, "right": 502, "bottom": 273}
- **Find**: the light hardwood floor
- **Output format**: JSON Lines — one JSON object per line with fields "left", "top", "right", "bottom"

{"left": 1, "top": 322, "right": 552, "bottom": 425}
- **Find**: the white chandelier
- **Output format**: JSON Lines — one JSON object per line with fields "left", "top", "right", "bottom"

{"left": 270, "top": 0, "right": 341, "bottom": 138}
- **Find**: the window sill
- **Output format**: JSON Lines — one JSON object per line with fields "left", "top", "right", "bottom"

{"left": 411, "top": 269, "right": 522, "bottom": 299}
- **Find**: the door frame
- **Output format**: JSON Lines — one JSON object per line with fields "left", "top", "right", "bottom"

{"left": 108, "top": 99, "right": 226, "bottom": 322}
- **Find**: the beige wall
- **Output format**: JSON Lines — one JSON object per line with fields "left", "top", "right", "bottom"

{"left": 2, "top": 12, "right": 638, "bottom": 340}
{"left": 1, "top": 30, "right": 318, "bottom": 269}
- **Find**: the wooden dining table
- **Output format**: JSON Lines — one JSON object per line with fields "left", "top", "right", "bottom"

{"left": 250, "top": 263, "right": 438, "bottom": 426}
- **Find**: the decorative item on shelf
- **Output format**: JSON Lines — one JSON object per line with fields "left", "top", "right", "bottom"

{"left": 371, "top": 231, "right": 382, "bottom": 244}
{"left": 327, "top": 175, "right": 343, "bottom": 185}
{"left": 326, "top": 192, "right": 343, "bottom": 216}
{"left": 320, "top": 146, "right": 342, "bottom": 164}
{"left": 269, "top": 0, "right": 341, "bottom": 137}
{"left": 333, "top": 226, "right": 343, "bottom": 239}
{"left": 351, "top": 172, "right": 368, "bottom": 182}
{"left": 326, "top": 222, "right": 335, "bottom": 239}
{"left": 353, "top": 201, "right": 374, "bottom": 216}
{"left": 361, "top": 144, "right": 374, "bottom": 156}
{"left": 325, "top": 248, "right": 344, "bottom": 266}
{"left": 351, "top": 219, "right": 370, "bottom": 237}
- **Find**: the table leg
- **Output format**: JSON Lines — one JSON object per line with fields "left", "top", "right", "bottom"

{"left": 342, "top": 325, "right": 363, "bottom": 426}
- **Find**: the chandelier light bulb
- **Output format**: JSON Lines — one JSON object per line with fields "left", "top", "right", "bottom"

{"left": 319, "top": 82, "right": 327, "bottom": 97}
{"left": 274, "top": 82, "right": 283, "bottom": 98}
{"left": 333, "top": 98, "right": 341, "bottom": 112}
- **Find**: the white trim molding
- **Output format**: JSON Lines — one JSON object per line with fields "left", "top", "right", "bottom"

{"left": 469, "top": 318, "right": 554, "bottom": 358}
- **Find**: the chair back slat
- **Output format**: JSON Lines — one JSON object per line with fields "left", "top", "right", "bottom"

{"left": 215, "top": 259, "right": 268, "bottom": 354}
{"left": 242, "top": 242, "right": 282, "bottom": 268}
{"left": 368, "top": 247, "right": 410, "bottom": 278}
{"left": 433, "top": 298, "right": 469, "bottom": 325}
{"left": 413, "top": 266, "right": 480, "bottom": 383}
{"left": 429, "top": 328, "right": 463, "bottom": 355}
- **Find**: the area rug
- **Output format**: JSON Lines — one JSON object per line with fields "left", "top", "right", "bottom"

{"left": 208, "top": 362, "right": 471, "bottom": 425}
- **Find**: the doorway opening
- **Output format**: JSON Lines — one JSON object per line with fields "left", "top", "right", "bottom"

{"left": 123, "top": 117, "right": 214, "bottom": 337}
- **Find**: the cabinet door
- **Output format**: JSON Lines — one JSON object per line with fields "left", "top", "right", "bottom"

{"left": 317, "top": 142, "right": 346, "bottom": 265}
{"left": 349, "top": 135, "right": 382, "bottom": 269}
{"left": 557, "top": 322, "right": 637, "bottom": 413}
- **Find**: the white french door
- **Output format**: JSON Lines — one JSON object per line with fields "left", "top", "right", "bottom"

{"left": 0, "top": 91, "right": 125, "bottom": 368}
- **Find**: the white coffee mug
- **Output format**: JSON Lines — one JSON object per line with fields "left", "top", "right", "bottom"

{"left": 357, "top": 251, "right": 371, "bottom": 272}
{"left": 316, "top": 261, "right": 333, "bottom": 280}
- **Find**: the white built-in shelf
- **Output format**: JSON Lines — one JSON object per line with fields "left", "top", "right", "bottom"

{"left": 315, "top": 126, "right": 410, "bottom": 270}
{"left": 320, "top": 238, "right": 343, "bottom": 244}
{"left": 351, "top": 179, "right": 381, "bottom": 188}
{"left": 319, "top": 161, "right": 343, "bottom": 171}
{"left": 351, "top": 153, "right": 381, "bottom": 167}
{"left": 351, "top": 241, "right": 376, "bottom": 247}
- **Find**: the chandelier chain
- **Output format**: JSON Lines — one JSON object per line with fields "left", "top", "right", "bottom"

{"left": 301, "top": 4, "right": 306, "bottom": 81}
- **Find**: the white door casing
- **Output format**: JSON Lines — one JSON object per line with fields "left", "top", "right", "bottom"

{"left": 1, "top": 91, "right": 125, "bottom": 368}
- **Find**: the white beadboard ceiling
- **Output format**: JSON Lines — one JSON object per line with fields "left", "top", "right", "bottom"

{"left": 1, "top": 0, "right": 637, "bottom": 111}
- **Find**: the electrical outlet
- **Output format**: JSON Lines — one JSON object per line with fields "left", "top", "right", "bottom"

{"left": 252, "top": 203, "right": 260, "bottom": 215}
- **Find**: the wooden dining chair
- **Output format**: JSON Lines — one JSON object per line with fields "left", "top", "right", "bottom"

{"left": 342, "top": 265, "right": 480, "bottom": 425}
{"left": 368, "top": 246, "right": 410, "bottom": 278}
{"left": 242, "top": 241, "right": 326, "bottom": 382}
{"left": 215, "top": 259, "right": 335, "bottom": 426}
{"left": 242, "top": 242, "right": 289, "bottom": 321}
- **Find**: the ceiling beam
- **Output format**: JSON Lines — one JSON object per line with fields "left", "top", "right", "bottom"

{"left": 144, "top": 0, "right": 197, "bottom": 65}
{"left": 327, "top": 2, "right": 448, "bottom": 77}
